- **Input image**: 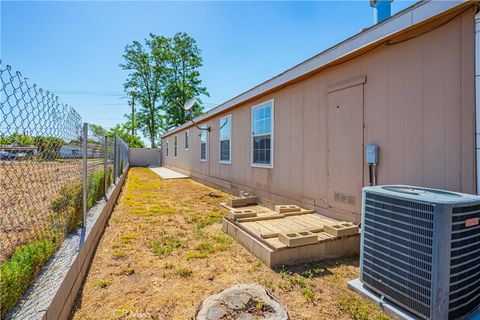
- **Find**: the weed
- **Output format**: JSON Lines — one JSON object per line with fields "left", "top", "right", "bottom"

{"left": 111, "top": 243, "right": 121, "bottom": 249}
{"left": 122, "top": 266, "right": 135, "bottom": 275}
{"left": 148, "top": 204, "right": 175, "bottom": 215}
{"left": 151, "top": 235, "right": 186, "bottom": 257}
{"left": 288, "top": 274, "right": 306, "bottom": 288}
{"left": 0, "top": 240, "right": 56, "bottom": 318}
{"left": 338, "top": 293, "right": 389, "bottom": 320}
{"left": 163, "top": 262, "right": 175, "bottom": 269}
{"left": 212, "top": 234, "right": 233, "bottom": 244}
{"left": 255, "top": 300, "right": 264, "bottom": 310}
{"left": 195, "top": 242, "right": 214, "bottom": 254}
{"left": 186, "top": 252, "right": 209, "bottom": 260}
{"left": 250, "top": 260, "right": 263, "bottom": 272}
{"left": 212, "top": 234, "right": 233, "bottom": 251}
{"left": 114, "top": 306, "right": 133, "bottom": 318}
{"left": 112, "top": 249, "right": 126, "bottom": 258}
{"left": 302, "top": 287, "right": 314, "bottom": 302}
{"left": 195, "top": 213, "right": 224, "bottom": 229}
{"left": 278, "top": 266, "right": 289, "bottom": 278}
{"left": 193, "top": 229, "right": 208, "bottom": 239}
{"left": 120, "top": 233, "right": 137, "bottom": 244}
{"left": 97, "top": 279, "right": 109, "bottom": 288}
{"left": 176, "top": 267, "right": 193, "bottom": 278}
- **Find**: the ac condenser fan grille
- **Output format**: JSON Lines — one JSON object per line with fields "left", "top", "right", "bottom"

{"left": 363, "top": 193, "right": 434, "bottom": 319}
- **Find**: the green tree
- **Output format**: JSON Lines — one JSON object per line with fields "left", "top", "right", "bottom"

{"left": 0, "top": 132, "right": 34, "bottom": 145}
{"left": 121, "top": 34, "right": 169, "bottom": 148}
{"left": 162, "top": 32, "right": 209, "bottom": 128}
{"left": 121, "top": 32, "right": 208, "bottom": 146}
{"left": 108, "top": 124, "right": 145, "bottom": 148}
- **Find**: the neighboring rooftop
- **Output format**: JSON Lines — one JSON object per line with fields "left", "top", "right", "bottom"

{"left": 162, "top": 0, "right": 472, "bottom": 139}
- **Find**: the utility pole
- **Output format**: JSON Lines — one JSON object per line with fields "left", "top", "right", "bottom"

{"left": 128, "top": 93, "right": 135, "bottom": 137}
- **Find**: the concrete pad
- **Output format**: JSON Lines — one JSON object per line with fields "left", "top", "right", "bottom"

{"left": 148, "top": 166, "right": 188, "bottom": 179}
{"left": 349, "top": 279, "right": 480, "bottom": 320}
{"left": 348, "top": 279, "right": 421, "bottom": 320}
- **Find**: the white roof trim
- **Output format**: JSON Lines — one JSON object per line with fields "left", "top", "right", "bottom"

{"left": 162, "top": 0, "right": 470, "bottom": 138}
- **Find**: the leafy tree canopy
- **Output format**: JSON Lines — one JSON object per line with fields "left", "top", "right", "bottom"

{"left": 121, "top": 32, "right": 208, "bottom": 147}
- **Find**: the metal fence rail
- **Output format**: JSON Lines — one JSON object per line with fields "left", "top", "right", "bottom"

{"left": 0, "top": 63, "right": 129, "bottom": 317}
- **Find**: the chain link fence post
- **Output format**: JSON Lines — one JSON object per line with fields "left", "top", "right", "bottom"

{"left": 113, "top": 133, "right": 118, "bottom": 184}
{"left": 103, "top": 135, "right": 108, "bottom": 199}
{"left": 82, "top": 122, "right": 88, "bottom": 228}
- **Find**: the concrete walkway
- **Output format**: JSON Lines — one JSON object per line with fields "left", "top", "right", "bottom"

{"left": 148, "top": 166, "right": 188, "bottom": 179}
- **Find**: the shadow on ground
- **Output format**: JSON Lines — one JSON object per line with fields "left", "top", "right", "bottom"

{"left": 274, "top": 256, "right": 359, "bottom": 279}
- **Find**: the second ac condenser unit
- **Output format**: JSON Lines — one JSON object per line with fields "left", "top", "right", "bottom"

{"left": 360, "top": 185, "right": 480, "bottom": 320}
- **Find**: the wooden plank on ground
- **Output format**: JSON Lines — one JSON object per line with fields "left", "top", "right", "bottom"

{"left": 276, "top": 218, "right": 306, "bottom": 232}
{"left": 256, "top": 221, "right": 283, "bottom": 234}
{"left": 241, "top": 222, "right": 264, "bottom": 234}
{"left": 266, "top": 219, "right": 292, "bottom": 233}
{"left": 302, "top": 214, "right": 332, "bottom": 226}
{"left": 285, "top": 216, "right": 318, "bottom": 229}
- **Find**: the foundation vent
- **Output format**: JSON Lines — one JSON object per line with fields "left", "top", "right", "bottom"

{"left": 360, "top": 185, "right": 480, "bottom": 320}
{"left": 334, "top": 191, "right": 356, "bottom": 206}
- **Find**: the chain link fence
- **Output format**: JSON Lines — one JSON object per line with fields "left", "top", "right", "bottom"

{"left": 0, "top": 63, "right": 130, "bottom": 317}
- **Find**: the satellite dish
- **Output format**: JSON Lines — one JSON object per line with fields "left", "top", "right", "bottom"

{"left": 184, "top": 98, "right": 197, "bottom": 111}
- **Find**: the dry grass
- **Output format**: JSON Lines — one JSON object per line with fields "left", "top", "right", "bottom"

{"left": 71, "top": 167, "right": 389, "bottom": 320}
{"left": 0, "top": 159, "right": 105, "bottom": 262}
{"left": 0, "top": 161, "right": 81, "bottom": 262}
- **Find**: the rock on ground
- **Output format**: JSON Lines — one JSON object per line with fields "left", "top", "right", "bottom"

{"left": 195, "top": 284, "right": 289, "bottom": 320}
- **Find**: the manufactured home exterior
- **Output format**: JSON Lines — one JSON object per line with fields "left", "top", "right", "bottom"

{"left": 161, "top": 1, "right": 477, "bottom": 222}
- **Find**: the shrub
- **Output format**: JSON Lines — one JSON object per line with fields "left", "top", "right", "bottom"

{"left": 50, "top": 166, "right": 113, "bottom": 234}
{"left": 0, "top": 240, "right": 56, "bottom": 318}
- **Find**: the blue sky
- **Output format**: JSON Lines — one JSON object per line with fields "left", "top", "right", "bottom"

{"left": 1, "top": 0, "right": 415, "bottom": 134}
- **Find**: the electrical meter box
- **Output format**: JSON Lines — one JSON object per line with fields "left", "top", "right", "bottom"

{"left": 365, "top": 144, "right": 378, "bottom": 164}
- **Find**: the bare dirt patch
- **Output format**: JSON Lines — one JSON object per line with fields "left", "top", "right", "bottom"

{"left": 71, "top": 167, "right": 389, "bottom": 320}
{"left": 0, "top": 159, "right": 104, "bottom": 262}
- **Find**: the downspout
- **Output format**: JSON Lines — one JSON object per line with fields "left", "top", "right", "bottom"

{"left": 476, "top": 7, "right": 480, "bottom": 194}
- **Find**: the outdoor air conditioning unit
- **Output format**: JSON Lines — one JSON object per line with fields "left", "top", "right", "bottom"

{"left": 360, "top": 185, "right": 480, "bottom": 320}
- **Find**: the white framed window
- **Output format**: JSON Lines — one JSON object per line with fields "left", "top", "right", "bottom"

{"left": 251, "top": 99, "right": 274, "bottom": 168}
{"left": 166, "top": 140, "right": 169, "bottom": 157}
{"left": 219, "top": 115, "right": 231, "bottom": 164}
{"left": 200, "top": 124, "right": 208, "bottom": 161}
{"left": 174, "top": 135, "right": 178, "bottom": 158}
{"left": 185, "top": 130, "right": 189, "bottom": 150}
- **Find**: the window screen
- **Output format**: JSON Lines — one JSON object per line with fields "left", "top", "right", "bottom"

{"left": 252, "top": 101, "right": 273, "bottom": 166}
{"left": 219, "top": 115, "right": 231, "bottom": 163}
{"left": 200, "top": 126, "right": 207, "bottom": 160}
{"left": 174, "top": 136, "right": 178, "bottom": 157}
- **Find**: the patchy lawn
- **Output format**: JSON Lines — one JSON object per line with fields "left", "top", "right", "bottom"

{"left": 71, "top": 167, "right": 389, "bottom": 320}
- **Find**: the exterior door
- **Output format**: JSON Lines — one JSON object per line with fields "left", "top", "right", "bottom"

{"left": 327, "top": 84, "right": 364, "bottom": 214}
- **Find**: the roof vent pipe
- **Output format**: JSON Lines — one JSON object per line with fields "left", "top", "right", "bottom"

{"left": 370, "top": 0, "right": 392, "bottom": 24}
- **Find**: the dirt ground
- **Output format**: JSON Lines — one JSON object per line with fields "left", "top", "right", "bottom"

{"left": 0, "top": 159, "right": 105, "bottom": 262}
{"left": 71, "top": 167, "right": 389, "bottom": 320}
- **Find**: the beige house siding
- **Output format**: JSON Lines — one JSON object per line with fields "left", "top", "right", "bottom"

{"left": 162, "top": 9, "right": 475, "bottom": 223}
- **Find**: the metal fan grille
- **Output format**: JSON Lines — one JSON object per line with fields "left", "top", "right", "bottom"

{"left": 362, "top": 193, "right": 434, "bottom": 319}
